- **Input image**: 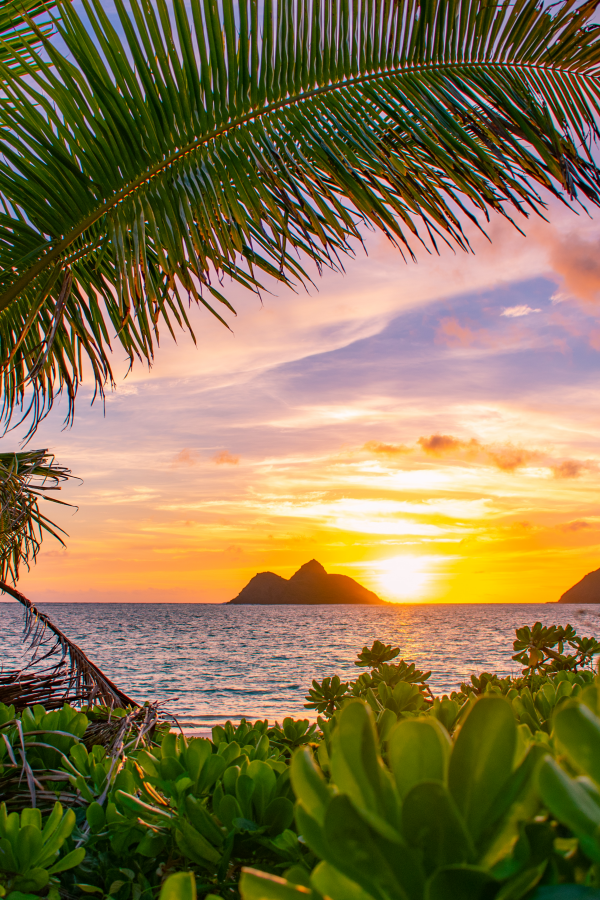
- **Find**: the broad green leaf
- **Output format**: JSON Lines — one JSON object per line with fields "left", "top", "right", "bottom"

{"left": 553, "top": 702, "right": 600, "bottom": 785}
{"left": 85, "top": 803, "right": 105, "bottom": 833}
{"left": 538, "top": 757, "right": 600, "bottom": 862}
{"left": 448, "top": 696, "right": 516, "bottom": 842}
{"left": 185, "top": 795, "right": 224, "bottom": 846}
{"left": 290, "top": 748, "right": 331, "bottom": 825}
{"left": 239, "top": 868, "right": 314, "bottom": 899}
{"left": 159, "top": 872, "right": 196, "bottom": 900}
{"left": 402, "top": 781, "right": 474, "bottom": 872}
{"left": 247, "top": 760, "right": 277, "bottom": 821}
{"left": 47, "top": 847, "right": 85, "bottom": 875}
{"left": 388, "top": 718, "right": 451, "bottom": 799}
{"left": 264, "top": 797, "right": 294, "bottom": 836}
{"left": 310, "top": 861, "right": 376, "bottom": 900}
{"left": 330, "top": 700, "right": 396, "bottom": 821}
{"left": 217, "top": 794, "right": 243, "bottom": 831}
{"left": 426, "top": 864, "right": 497, "bottom": 900}
{"left": 323, "top": 794, "right": 424, "bottom": 900}
{"left": 185, "top": 739, "right": 212, "bottom": 782}
{"left": 478, "top": 744, "right": 547, "bottom": 868}
{"left": 15, "top": 826, "right": 43, "bottom": 872}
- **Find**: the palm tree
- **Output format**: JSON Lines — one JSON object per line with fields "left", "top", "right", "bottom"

{"left": 0, "top": 0, "right": 599, "bottom": 437}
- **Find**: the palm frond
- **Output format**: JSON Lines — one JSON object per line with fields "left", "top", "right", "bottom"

{"left": 0, "top": 580, "right": 139, "bottom": 709}
{"left": 1, "top": 0, "right": 600, "bottom": 433}
{"left": 0, "top": 0, "right": 56, "bottom": 73}
{"left": 0, "top": 448, "right": 71, "bottom": 582}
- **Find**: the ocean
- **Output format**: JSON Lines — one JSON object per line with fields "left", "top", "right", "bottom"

{"left": 2, "top": 602, "right": 599, "bottom": 731}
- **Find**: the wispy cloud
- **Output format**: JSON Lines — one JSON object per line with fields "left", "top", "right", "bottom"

{"left": 501, "top": 305, "right": 541, "bottom": 317}
{"left": 212, "top": 451, "right": 240, "bottom": 465}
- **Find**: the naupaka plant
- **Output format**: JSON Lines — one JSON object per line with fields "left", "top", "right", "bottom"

{"left": 1, "top": 0, "right": 600, "bottom": 436}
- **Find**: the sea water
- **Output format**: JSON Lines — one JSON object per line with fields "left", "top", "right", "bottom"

{"left": 2, "top": 602, "right": 599, "bottom": 730}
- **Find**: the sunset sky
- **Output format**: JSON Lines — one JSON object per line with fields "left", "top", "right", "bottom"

{"left": 16, "top": 199, "right": 600, "bottom": 605}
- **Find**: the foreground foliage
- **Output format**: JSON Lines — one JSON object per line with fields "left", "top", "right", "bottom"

{"left": 3, "top": 623, "right": 600, "bottom": 900}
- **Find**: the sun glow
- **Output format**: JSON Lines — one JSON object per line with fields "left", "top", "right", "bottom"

{"left": 374, "top": 555, "right": 440, "bottom": 602}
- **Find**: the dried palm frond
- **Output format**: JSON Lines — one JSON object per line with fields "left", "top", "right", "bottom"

{"left": 0, "top": 449, "right": 71, "bottom": 584}
{"left": 1, "top": 580, "right": 138, "bottom": 710}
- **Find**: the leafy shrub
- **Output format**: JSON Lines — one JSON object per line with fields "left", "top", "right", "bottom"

{"left": 3, "top": 622, "right": 600, "bottom": 900}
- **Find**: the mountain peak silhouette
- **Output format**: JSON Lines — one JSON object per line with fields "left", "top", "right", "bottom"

{"left": 227, "top": 560, "right": 384, "bottom": 605}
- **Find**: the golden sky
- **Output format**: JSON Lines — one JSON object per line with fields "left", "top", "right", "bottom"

{"left": 16, "top": 203, "right": 600, "bottom": 605}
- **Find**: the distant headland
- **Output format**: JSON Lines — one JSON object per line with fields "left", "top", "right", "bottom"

{"left": 559, "top": 566, "right": 600, "bottom": 603}
{"left": 227, "top": 559, "right": 385, "bottom": 605}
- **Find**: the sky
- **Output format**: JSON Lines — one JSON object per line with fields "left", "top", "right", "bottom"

{"left": 11, "top": 199, "right": 600, "bottom": 605}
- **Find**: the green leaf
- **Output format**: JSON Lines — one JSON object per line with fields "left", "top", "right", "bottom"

{"left": 538, "top": 756, "right": 600, "bottom": 862}
{"left": 264, "top": 797, "right": 294, "bottom": 836}
{"left": 10, "top": 870, "right": 49, "bottom": 894}
{"left": 426, "top": 864, "right": 497, "bottom": 900}
{"left": 47, "top": 847, "right": 85, "bottom": 875}
{"left": 448, "top": 696, "right": 516, "bottom": 842}
{"left": 290, "top": 748, "right": 331, "bottom": 825}
{"left": 184, "top": 795, "right": 224, "bottom": 846}
{"left": 553, "top": 702, "right": 600, "bottom": 784}
{"left": 323, "top": 794, "right": 424, "bottom": 900}
{"left": 85, "top": 803, "right": 105, "bottom": 833}
{"left": 310, "top": 861, "right": 376, "bottom": 900}
{"left": 185, "top": 739, "right": 213, "bottom": 782}
{"left": 388, "top": 718, "right": 451, "bottom": 799}
{"left": 176, "top": 821, "right": 221, "bottom": 868}
{"left": 402, "top": 781, "right": 474, "bottom": 872}
{"left": 159, "top": 872, "right": 196, "bottom": 900}
{"left": 329, "top": 700, "right": 396, "bottom": 821}
{"left": 239, "top": 868, "right": 315, "bottom": 899}
{"left": 15, "top": 825, "right": 43, "bottom": 873}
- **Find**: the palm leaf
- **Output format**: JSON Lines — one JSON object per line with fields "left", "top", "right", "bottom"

{"left": 0, "top": 0, "right": 56, "bottom": 72}
{"left": 0, "top": 448, "right": 71, "bottom": 582}
{"left": 1, "top": 0, "right": 600, "bottom": 433}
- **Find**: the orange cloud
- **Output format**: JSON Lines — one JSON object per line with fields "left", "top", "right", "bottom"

{"left": 548, "top": 232, "right": 600, "bottom": 304}
{"left": 363, "top": 441, "right": 410, "bottom": 455}
{"left": 561, "top": 520, "right": 592, "bottom": 532}
{"left": 171, "top": 448, "right": 200, "bottom": 467}
{"left": 551, "top": 460, "right": 592, "bottom": 479}
{"left": 213, "top": 450, "right": 240, "bottom": 465}
{"left": 418, "top": 434, "right": 470, "bottom": 456}
{"left": 417, "top": 433, "right": 538, "bottom": 471}
{"left": 435, "top": 317, "right": 490, "bottom": 348}
{"left": 487, "top": 445, "right": 539, "bottom": 472}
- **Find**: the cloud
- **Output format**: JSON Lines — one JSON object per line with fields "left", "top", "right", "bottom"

{"left": 212, "top": 450, "right": 240, "bottom": 465}
{"left": 418, "top": 434, "right": 478, "bottom": 457}
{"left": 561, "top": 520, "right": 592, "bottom": 532}
{"left": 501, "top": 306, "right": 541, "bottom": 318}
{"left": 551, "top": 460, "right": 589, "bottom": 479}
{"left": 487, "top": 445, "right": 539, "bottom": 472}
{"left": 547, "top": 231, "right": 600, "bottom": 304}
{"left": 363, "top": 441, "right": 411, "bottom": 455}
{"left": 171, "top": 448, "right": 200, "bottom": 467}
{"left": 417, "top": 434, "right": 539, "bottom": 471}
{"left": 435, "top": 317, "right": 490, "bottom": 348}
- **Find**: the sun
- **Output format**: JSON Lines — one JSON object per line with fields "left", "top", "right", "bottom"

{"left": 374, "top": 555, "right": 438, "bottom": 602}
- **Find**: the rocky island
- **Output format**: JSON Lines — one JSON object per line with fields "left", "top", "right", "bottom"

{"left": 559, "top": 566, "right": 600, "bottom": 603}
{"left": 227, "top": 559, "right": 385, "bottom": 605}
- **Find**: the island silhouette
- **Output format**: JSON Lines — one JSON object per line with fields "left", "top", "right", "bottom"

{"left": 227, "top": 559, "right": 385, "bottom": 605}
{"left": 559, "top": 566, "right": 600, "bottom": 603}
